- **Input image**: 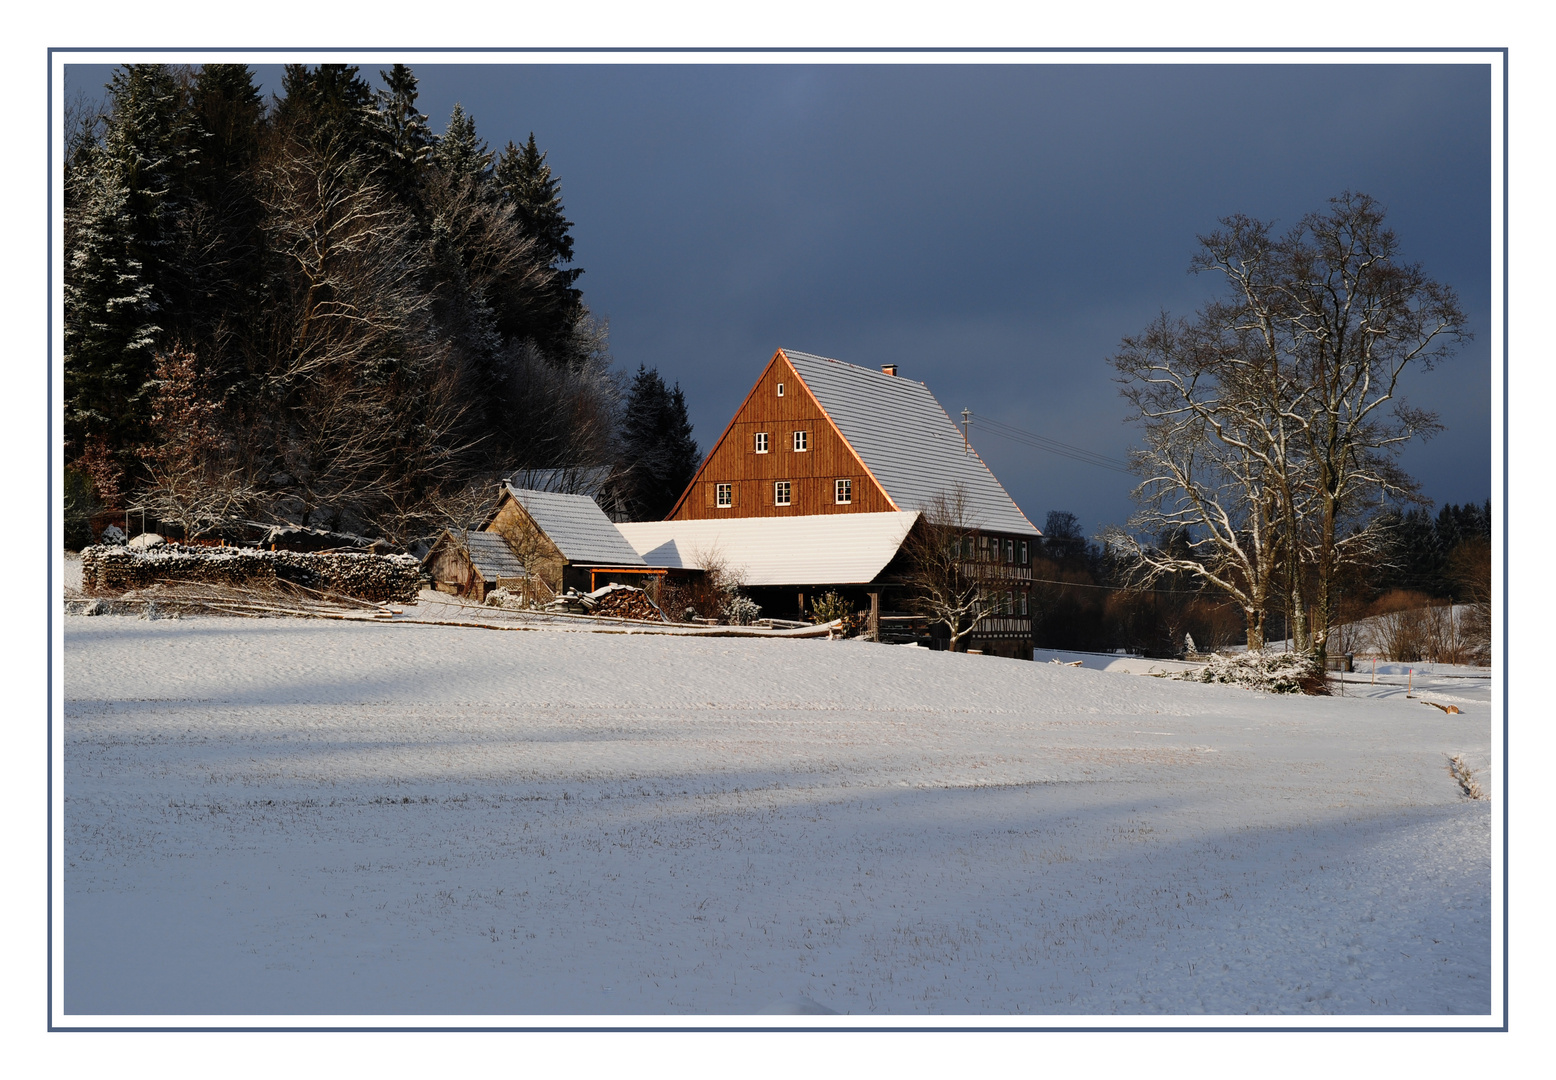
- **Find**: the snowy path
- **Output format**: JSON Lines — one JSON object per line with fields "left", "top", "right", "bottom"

{"left": 63, "top": 616, "right": 1491, "bottom": 1017}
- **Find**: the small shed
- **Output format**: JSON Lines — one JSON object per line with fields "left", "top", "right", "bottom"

{"left": 423, "top": 529, "right": 546, "bottom": 602}
{"left": 485, "top": 485, "right": 662, "bottom": 598}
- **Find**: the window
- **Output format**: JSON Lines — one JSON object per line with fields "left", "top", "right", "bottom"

{"left": 963, "top": 536, "right": 974, "bottom": 559}
{"left": 777, "top": 382, "right": 785, "bottom": 397}
{"left": 754, "top": 432, "right": 769, "bottom": 453}
{"left": 1020, "top": 540, "right": 1028, "bottom": 565}
{"left": 793, "top": 430, "right": 809, "bottom": 452}
{"left": 1006, "top": 539, "right": 1014, "bottom": 564}
{"left": 774, "top": 480, "right": 791, "bottom": 506}
{"left": 716, "top": 483, "right": 732, "bottom": 508}
{"left": 835, "top": 478, "right": 852, "bottom": 504}
{"left": 1019, "top": 591, "right": 1028, "bottom": 616}
{"left": 1003, "top": 590, "right": 1013, "bottom": 616}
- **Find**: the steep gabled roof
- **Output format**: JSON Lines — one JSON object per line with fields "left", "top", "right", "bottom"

{"left": 462, "top": 531, "right": 529, "bottom": 581}
{"left": 502, "top": 486, "right": 646, "bottom": 566}
{"left": 782, "top": 350, "right": 1039, "bottom": 536}
{"left": 616, "top": 512, "right": 919, "bottom": 586}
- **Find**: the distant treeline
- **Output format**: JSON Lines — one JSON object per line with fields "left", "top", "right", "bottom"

{"left": 64, "top": 63, "right": 699, "bottom": 549}
{"left": 1030, "top": 502, "right": 1491, "bottom": 657}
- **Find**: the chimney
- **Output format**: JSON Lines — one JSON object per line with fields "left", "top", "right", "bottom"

{"left": 881, "top": 364, "right": 898, "bottom": 377}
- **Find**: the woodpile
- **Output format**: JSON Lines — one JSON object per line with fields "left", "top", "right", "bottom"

{"left": 80, "top": 544, "right": 421, "bottom": 604}
{"left": 269, "top": 551, "right": 421, "bottom": 603}
{"left": 589, "top": 585, "right": 669, "bottom": 622}
{"left": 82, "top": 544, "right": 276, "bottom": 593}
{"left": 543, "top": 583, "right": 669, "bottom": 622}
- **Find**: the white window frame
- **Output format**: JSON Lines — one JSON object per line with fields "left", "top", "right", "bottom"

{"left": 1006, "top": 539, "right": 1015, "bottom": 564}
{"left": 776, "top": 382, "right": 785, "bottom": 397}
{"left": 793, "top": 430, "right": 809, "bottom": 452}
{"left": 716, "top": 483, "right": 732, "bottom": 508}
{"left": 1004, "top": 590, "right": 1013, "bottom": 616}
{"left": 835, "top": 478, "right": 852, "bottom": 504}
{"left": 754, "top": 432, "right": 769, "bottom": 454}
{"left": 1020, "top": 540, "right": 1028, "bottom": 565}
{"left": 774, "top": 480, "right": 791, "bottom": 506}
{"left": 1019, "top": 591, "right": 1028, "bottom": 616}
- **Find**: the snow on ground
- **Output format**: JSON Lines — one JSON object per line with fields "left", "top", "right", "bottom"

{"left": 64, "top": 613, "right": 1491, "bottom": 1017}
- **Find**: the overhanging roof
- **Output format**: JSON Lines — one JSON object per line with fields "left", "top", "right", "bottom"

{"left": 502, "top": 486, "right": 646, "bottom": 567}
{"left": 782, "top": 350, "right": 1040, "bottom": 536}
{"left": 615, "top": 511, "right": 920, "bottom": 586}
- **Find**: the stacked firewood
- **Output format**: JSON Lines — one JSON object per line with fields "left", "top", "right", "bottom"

{"left": 82, "top": 544, "right": 276, "bottom": 593}
{"left": 542, "top": 584, "right": 668, "bottom": 621}
{"left": 80, "top": 544, "right": 421, "bottom": 604}
{"left": 268, "top": 551, "right": 420, "bottom": 603}
{"left": 589, "top": 585, "right": 669, "bottom": 622}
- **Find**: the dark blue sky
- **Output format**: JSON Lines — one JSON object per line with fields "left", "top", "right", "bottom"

{"left": 68, "top": 61, "right": 1492, "bottom": 535}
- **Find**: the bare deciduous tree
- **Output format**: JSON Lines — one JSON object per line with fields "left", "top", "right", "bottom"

{"left": 903, "top": 486, "right": 994, "bottom": 653}
{"left": 1107, "top": 312, "right": 1290, "bottom": 651}
{"left": 132, "top": 346, "right": 255, "bottom": 540}
{"left": 1112, "top": 193, "right": 1467, "bottom": 659}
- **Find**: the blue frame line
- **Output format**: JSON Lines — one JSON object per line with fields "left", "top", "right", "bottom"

{"left": 44, "top": 45, "right": 1511, "bottom": 1035}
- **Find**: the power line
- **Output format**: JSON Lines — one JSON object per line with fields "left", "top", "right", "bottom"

{"left": 965, "top": 412, "right": 1134, "bottom": 475}
{"left": 1027, "top": 574, "right": 1216, "bottom": 597}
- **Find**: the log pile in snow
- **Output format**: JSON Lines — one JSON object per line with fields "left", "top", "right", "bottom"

{"left": 542, "top": 583, "right": 668, "bottom": 622}
{"left": 587, "top": 584, "right": 669, "bottom": 622}
{"left": 80, "top": 544, "right": 421, "bottom": 604}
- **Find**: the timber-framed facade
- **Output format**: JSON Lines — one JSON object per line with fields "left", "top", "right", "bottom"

{"left": 654, "top": 348, "right": 1042, "bottom": 658}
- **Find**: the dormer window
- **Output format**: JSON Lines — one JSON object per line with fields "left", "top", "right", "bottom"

{"left": 777, "top": 382, "right": 785, "bottom": 397}
{"left": 755, "top": 432, "right": 769, "bottom": 453}
{"left": 793, "top": 430, "right": 809, "bottom": 452}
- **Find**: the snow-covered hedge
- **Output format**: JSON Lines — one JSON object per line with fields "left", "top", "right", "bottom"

{"left": 80, "top": 544, "right": 421, "bottom": 603}
{"left": 1176, "top": 650, "right": 1328, "bottom": 695}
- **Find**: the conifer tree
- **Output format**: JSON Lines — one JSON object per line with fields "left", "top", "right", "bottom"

{"left": 615, "top": 366, "right": 699, "bottom": 520}
{"left": 273, "top": 64, "right": 373, "bottom": 153}
{"left": 496, "top": 134, "right": 577, "bottom": 270}
{"left": 365, "top": 64, "right": 434, "bottom": 207}
{"left": 492, "top": 133, "right": 584, "bottom": 358}
{"left": 432, "top": 104, "right": 494, "bottom": 188}
{"left": 172, "top": 65, "right": 267, "bottom": 378}
{"left": 65, "top": 64, "right": 196, "bottom": 458}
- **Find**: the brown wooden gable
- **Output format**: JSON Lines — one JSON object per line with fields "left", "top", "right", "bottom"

{"left": 667, "top": 349, "right": 897, "bottom": 521}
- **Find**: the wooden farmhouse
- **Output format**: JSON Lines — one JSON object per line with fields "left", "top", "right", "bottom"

{"left": 626, "top": 348, "right": 1042, "bottom": 657}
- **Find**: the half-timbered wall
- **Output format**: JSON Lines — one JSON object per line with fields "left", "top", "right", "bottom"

{"left": 669, "top": 352, "right": 896, "bottom": 520}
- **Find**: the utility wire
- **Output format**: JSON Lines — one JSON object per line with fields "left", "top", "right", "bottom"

{"left": 965, "top": 412, "right": 1134, "bottom": 475}
{"left": 1027, "top": 574, "right": 1214, "bottom": 597}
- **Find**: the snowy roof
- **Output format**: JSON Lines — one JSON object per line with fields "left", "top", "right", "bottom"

{"left": 782, "top": 349, "right": 1040, "bottom": 536}
{"left": 503, "top": 486, "right": 646, "bottom": 567}
{"left": 615, "top": 512, "right": 920, "bottom": 586}
{"left": 461, "top": 531, "right": 529, "bottom": 581}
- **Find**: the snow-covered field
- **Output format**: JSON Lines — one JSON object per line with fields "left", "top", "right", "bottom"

{"left": 63, "top": 611, "right": 1491, "bottom": 1018}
